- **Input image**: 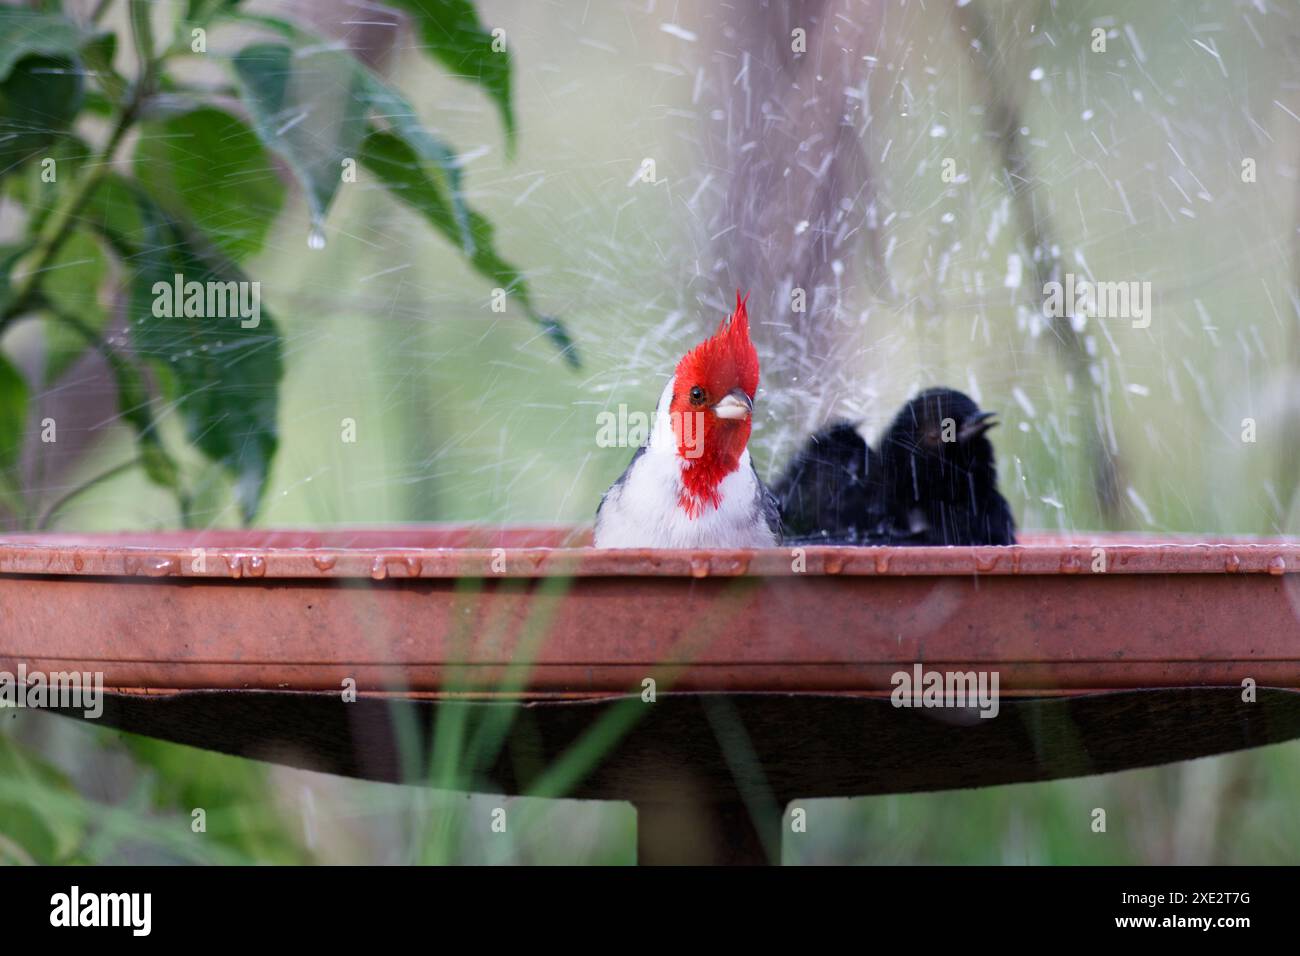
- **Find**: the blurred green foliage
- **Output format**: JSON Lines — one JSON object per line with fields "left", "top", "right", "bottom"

{"left": 0, "top": 0, "right": 572, "bottom": 525}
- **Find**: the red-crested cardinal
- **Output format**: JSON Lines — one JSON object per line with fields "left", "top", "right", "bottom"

{"left": 594, "top": 292, "right": 781, "bottom": 548}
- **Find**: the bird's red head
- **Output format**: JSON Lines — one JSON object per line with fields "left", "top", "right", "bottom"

{"left": 669, "top": 292, "right": 760, "bottom": 516}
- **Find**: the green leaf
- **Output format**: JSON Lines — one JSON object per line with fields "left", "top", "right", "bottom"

{"left": 186, "top": 0, "right": 246, "bottom": 23}
{"left": 0, "top": 54, "right": 85, "bottom": 176}
{"left": 0, "top": 17, "right": 113, "bottom": 173}
{"left": 0, "top": 9, "right": 81, "bottom": 81}
{"left": 0, "top": 248, "right": 30, "bottom": 467}
{"left": 79, "top": 30, "right": 125, "bottom": 104}
{"left": 41, "top": 229, "right": 107, "bottom": 382}
{"left": 80, "top": 171, "right": 145, "bottom": 243}
{"left": 123, "top": 190, "right": 283, "bottom": 522}
{"left": 79, "top": 181, "right": 282, "bottom": 520}
{"left": 230, "top": 39, "right": 472, "bottom": 249}
{"left": 134, "top": 106, "right": 286, "bottom": 261}
{"left": 230, "top": 43, "right": 369, "bottom": 231}
{"left": 361, "top": 129, "right": 578, "bottom": 366}
{"left": 358, "top": 70, "right": 472, "bottom": 252}
{"left": 40, "top": 182, "right": 183, "bottom": 495}
{"left": 6, "top": 134, "right": 92, "bottom": 234}
{"left": 0, "top": 349, "right": 30, "bottom": 473}
{"left": 0, "top": 732, "right": 85, "bottom": 864}
{"left": 48, "top": 296, "right": 184, "bottom": 495}
{"left": 226, "top": 31, "right": 573, "bottom": 366}
{"left": 109, "top": 348, "right": 181, "bottom": 492}
{"left": 0, "top": 243, "right": 32, "bottom": 318}
{"left": 386, "top": 0, "right": 515, "bottom": 152}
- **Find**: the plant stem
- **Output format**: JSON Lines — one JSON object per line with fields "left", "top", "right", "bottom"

{"left": 128, "top": 0, "right": 154, "bottom": 77}
{"left": 953, "top": 0, "right": 1120, "bottom": 520}
{"left": 36, "top": 457, "right": 142, "bottom": 530}
{"left": 2, "top": 107, "right": 135, "bottom": 331}
{"left": 44, "top": 299, "right": 107, "bottom": 351}
{"left": 1, "top": 2, "right": 160, "bottom": 332}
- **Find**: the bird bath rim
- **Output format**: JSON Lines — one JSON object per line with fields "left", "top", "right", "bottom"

{"left": 0, "top": 525, "right": 1296, "bottom": 579}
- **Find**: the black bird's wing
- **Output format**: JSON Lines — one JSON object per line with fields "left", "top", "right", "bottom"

{"left": 772, "top": 422, "right": 884, "bottom": 544}
{"left": 752, "top": 458, "right": 784, "bottom": 542}
{"left": 975, "top": 483, "right": 1017, "bottom": 545}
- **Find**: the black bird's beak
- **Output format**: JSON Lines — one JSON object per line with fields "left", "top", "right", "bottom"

{"left": 958, "top": 410, "right": 998, "bottom": 442}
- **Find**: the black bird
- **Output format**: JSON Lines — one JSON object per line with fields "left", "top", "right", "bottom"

{"left": 875, "top": 388, "right": 1015, "bottom": 546}
{"left": 773, "top": 388, "right": 1015, "bottom": 546}
{"left": 772, "top": 422, "right": 884, "bottom": 544}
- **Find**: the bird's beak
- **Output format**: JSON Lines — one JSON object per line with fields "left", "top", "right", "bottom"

{"left": 712, "top": 388, "right": 753, "bottom": 421}
{"left": 959, "top": 410, "right": 998, "bottom": 441}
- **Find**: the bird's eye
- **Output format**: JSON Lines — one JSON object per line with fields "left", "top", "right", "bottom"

{"left": 689, "top": 385, "right": 706, "bottom": 405}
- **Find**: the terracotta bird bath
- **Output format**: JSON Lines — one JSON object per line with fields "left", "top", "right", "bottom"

{"left": 2, "top": 526, "right": 1299, "bottom": 864}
